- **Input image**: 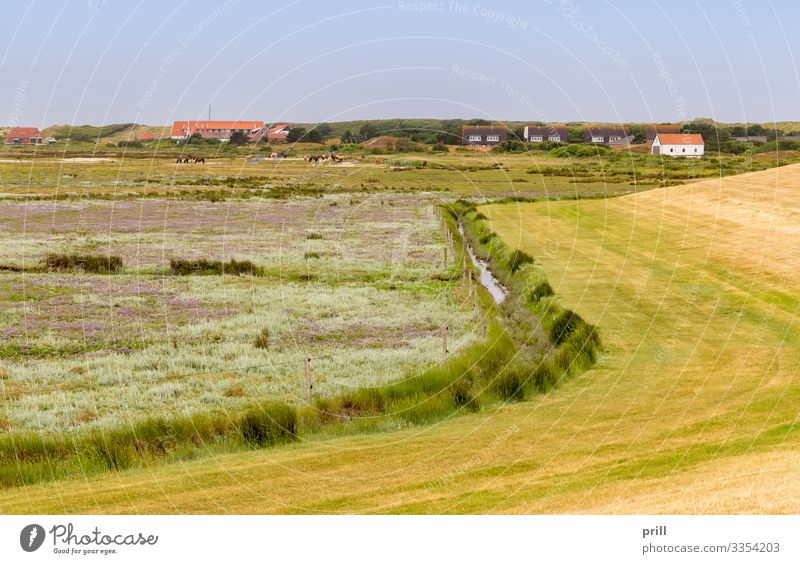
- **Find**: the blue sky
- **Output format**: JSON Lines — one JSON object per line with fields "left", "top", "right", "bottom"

{"left": 2, "top": 0, "right": 798, "bottom": 126}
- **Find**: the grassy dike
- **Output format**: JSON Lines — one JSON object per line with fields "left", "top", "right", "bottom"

{"left": 0, "top": 200, "right": 600, "bottom": 488}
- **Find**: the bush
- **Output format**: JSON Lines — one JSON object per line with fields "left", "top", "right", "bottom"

{"left": 169, "top": 258, "right": 261, "bottom": 276}
{"left": 45, "top": 253, "right": 123, "bottom": 274}
{"left": 253, "top": 327, "right": 270, "bottom": 349}
{"left": 238, "top": 403, "right": 297, "bottom": 446}
{"left": 304, "top": 252, "right": 320, "bottom": 260}
{"left": 529, "top": 281, "right": 554, "bottom": 302}
{"left": 306, "top": 232, "right": 323, "bottom": 240}
{"left": 508, "top": 249, "right": 534, "bottom": 272}
{"left": 549, "top": 309, "right": 583, "bottom": 345}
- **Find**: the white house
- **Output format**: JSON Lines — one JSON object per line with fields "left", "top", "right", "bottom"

{"left": 652, "top": 133, "right": 704, "bottom": 158}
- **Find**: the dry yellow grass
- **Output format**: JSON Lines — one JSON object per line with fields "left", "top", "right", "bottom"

{"left": 2, "top": 164, "right": 800, "bottom": 514}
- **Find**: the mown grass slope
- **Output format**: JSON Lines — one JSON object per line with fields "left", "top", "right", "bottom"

{"left": 3, "top": 164, "right": 800, "bottom": 513}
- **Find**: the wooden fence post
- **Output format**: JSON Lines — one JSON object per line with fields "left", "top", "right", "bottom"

{"left": 304, "top": 357, "right": 313, "bottom": 404}
{"left": 442, "top": 326, "right": 449, "bottom": 358}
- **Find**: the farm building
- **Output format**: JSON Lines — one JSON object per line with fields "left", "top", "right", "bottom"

{"left": 250, "top": 124, "right": 291, "bottom": 143}
{"left": 645, "top": 124, "right": 683, "bottom": 142}
{"left": 462, "top": 125, "right": 507, "bottom": 146}
{"left": 585, "top": 126, "right": 630, "bottom": 144}
{"left": 171, "top": 120, "right": 265, "bottom": 141}
{"left": 652, "top": 133, "right": 704, "bottom": 157}
{"left": 4, "top": 127, "right": 43, "bottom": 145}
{"left": 522, "top": 125, "right": 568, "bottom": 143}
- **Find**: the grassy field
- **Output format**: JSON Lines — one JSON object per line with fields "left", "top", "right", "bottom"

{"left": 2, "top": 160, "right": 798, "bottom": 513}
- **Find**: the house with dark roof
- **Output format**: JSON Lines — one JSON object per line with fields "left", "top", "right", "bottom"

{"left": 585, "top": 126, "right": 630, "bottom": 144}
{"left": 523, "top": 125, "right": 568, "bottom": 143}
{"left": 171, "top": 120, "right": 265, "bottom": 141}
{"left": 5, "top": 127, "right": 43, "bottom": 145}
{"left": 652, "top": 133, "right": 704, "bottom": 157}
{"left": 462, "top": 125, "right": 507, "bottom": 146}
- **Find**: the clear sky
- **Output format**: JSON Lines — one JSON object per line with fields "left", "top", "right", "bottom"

{"left": 2, "top": 0, "right": 798, "bottom": 126}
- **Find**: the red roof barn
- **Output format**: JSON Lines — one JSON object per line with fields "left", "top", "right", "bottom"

{"left": 5, "top": 127, "right": 43, "bottom": 145}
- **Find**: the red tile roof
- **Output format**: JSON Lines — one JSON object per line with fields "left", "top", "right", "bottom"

{"left": 6, "top": 127, "right": 41, "bottom": 138}
{"left": 136, "top": 131, "right": 157, "bottom": 141}
{"left": 171, "top": 120, "right": 264, "bottom": 137}
{"left": 656, "top": 133, "right": 703, "bottom": 145}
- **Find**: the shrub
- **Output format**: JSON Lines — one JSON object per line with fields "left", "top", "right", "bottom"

{"left": 304, "top": 252, "right": 321, "bottom": 260}
{"left": 169, "top": 258, "right": 261, "bottom": 276}
{"left": 45, "top": 253, "right": 123, "bottom": 274}
{"left": 253, "top": 327, "right": 270, "bottom": 350}
{"left": 306, "top": 232, "right": 323, "bottom": 240}
{"left": 492, "top": 364, "right": 528, "bottom": 401}
{"left": 238, "top": 403, "right": 297, "bottom": 446}
{"left": 549, "top": 309, "right": 583, "bottom": 345}
{"left": 529, "top": 281, "right": 554, "bottom": 302}
{"left": 508, "top": 249, "right": 534, "bottom": 272}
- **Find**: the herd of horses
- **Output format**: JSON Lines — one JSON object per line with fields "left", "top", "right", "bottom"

{"left": 175, "top": 155, "right": 205, "bottom": 164}
{"left": 175, "top": 153, "right": 352, "bottom": 165}
{"left": 304, "top": 154, "right": 346, "bottom": 163}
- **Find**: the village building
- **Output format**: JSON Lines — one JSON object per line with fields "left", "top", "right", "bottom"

{"left": 585, "top": 126, "right": 631, "bottom": 144}
{"left": 4, "top": 127, "right": 43, "bottom": 145}
{"left": 652, "top": 133, "right": 704, "bottom": 157}
{"left": 170, "top": 120, "right": 265, "bottom": 141}
{"left": 461, "top": 125, "right": 507, "bottom": 146}
{"left": 734, "top": 135, "right": 768, "bottom": 143}
{"left": 522, "top": 125, "right": 568, "bottom": 143}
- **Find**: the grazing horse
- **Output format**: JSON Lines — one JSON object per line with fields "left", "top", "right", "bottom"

{"left": 195, "top": 157, "right": 205, "bottom": 164}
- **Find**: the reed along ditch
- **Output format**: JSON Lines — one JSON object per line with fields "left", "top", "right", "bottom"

{"left": 0, "top": 200, "right": 601, "bottom": 488}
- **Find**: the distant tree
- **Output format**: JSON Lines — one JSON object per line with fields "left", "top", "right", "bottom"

{"left": 304, "top": 129, "right": 323, "bottom": 143}
{"left": 358, "top": 123, "right": 378, "bottom": 140}
{"left": 316, "top": 123, "right": 333, "bottom": 139}
{"left": 628, "top": 124, "right": 645, "bottom": 144}
{"left": 340, "top": 130, "right": 357, "bottom": 144}
{"left": 286, "top": 127, "right": 307, "bottom": 143}
{"left": 229, "top": 131, "right": 249, "bottom": 146}
{"left": 567, "top": 128, "right": 585, "bottom": 143}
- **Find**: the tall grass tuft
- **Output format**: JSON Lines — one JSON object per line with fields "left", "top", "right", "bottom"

{"left": 45, "top": 253, "right": 123, "bottom": 274}
{"left": 253, "top": 327, "right": 270, "bottom": 349}
{"left": 169, "top": 258, "right": 262, "bottom": 276}
{"left": 508, "top": 249, "right": 535, "bottom": 272}
{"left": 238, "top": 403, "right": 297, "bottom": 446}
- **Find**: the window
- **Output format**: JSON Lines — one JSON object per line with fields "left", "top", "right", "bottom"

{"left": 591, "top": 136, "right": 604, "bottom": 143}
{"left": 670, "top": 148, "right": 674, "bottom": 153}
{"left": 529, "top": 136, "right": 543, "bottom": 142}
{"left": 682, "top": 148, "right": 686, "bottom": 153}
{"left": 468, "top": 135, "right": 481, "bottom": 142}
{"left": 609, "top": 136, "right": 622, "bottom": 142}
{"left": 694, "top": 148, "right": 698, "bottom": 152}
{"left": 486, "top": 135, "right": 500, "bottom": 142}
{"left": 548, "top": 135, "right": 561, "bottom": 142}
